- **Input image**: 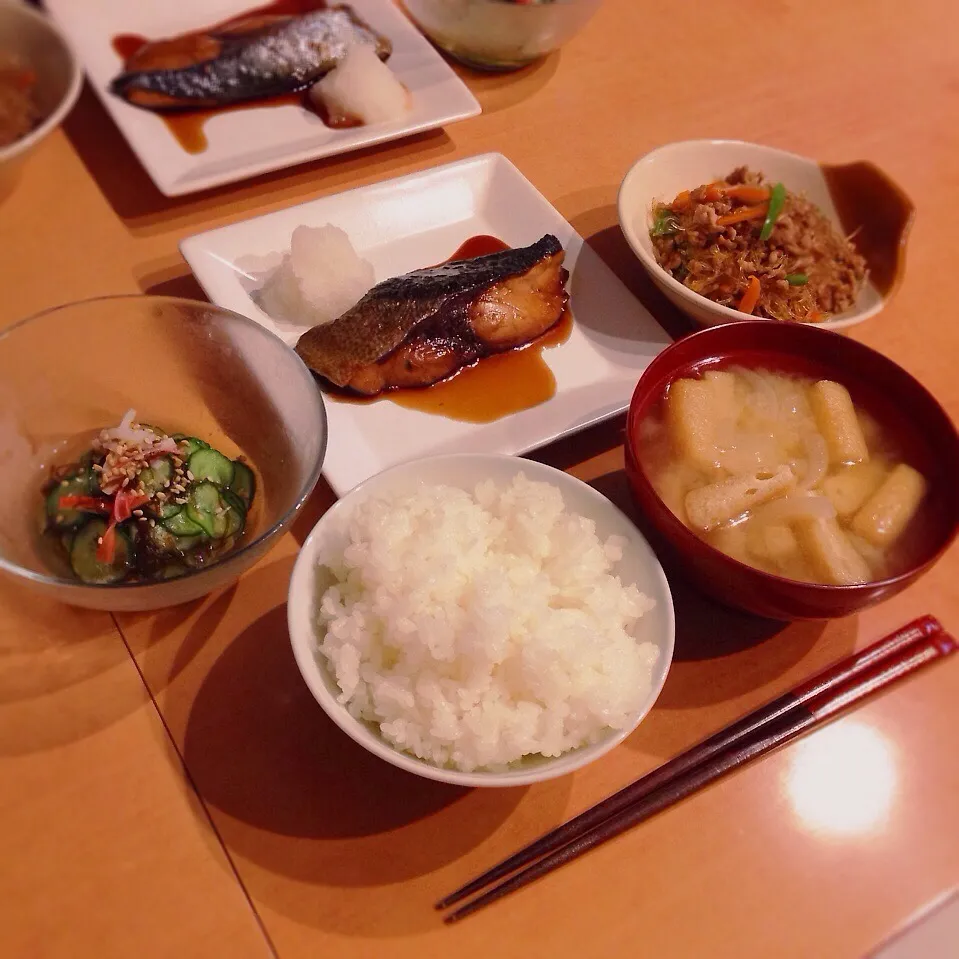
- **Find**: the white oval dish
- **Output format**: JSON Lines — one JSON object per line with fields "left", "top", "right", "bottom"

{"left": 617, "top": 139, "right": 913, "bottom": 331}
{"left": 288, "top": 453, "right": 675, "bottom": 788}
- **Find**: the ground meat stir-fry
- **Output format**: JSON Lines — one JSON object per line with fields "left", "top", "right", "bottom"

{"left": 0, "top": 53, "right": 40, "bottom": 148}
{"left": 650, "top": 167, "right": 867, "bottom": 322}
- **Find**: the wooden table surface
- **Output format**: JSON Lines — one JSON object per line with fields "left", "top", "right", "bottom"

{"left": 2, "top": 1, "right": 957, "bottom": 956}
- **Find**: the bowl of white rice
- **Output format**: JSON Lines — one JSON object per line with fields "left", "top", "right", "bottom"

{"left": 287, "top": 454, "right": 674, "bottom": 787}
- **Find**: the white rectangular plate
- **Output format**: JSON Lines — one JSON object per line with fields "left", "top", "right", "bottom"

{"left": 43, "top": 0, "right": 481, "bottom": 197}
{"left": 181, "top": 152, "right": 672, "bottom": 494}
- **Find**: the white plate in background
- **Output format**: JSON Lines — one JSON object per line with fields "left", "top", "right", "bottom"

{"left": 181, "top": 152, "right": 672, "bottom": 495}
{"left": 43, "top": 0, "right": 480, "bottom": 196}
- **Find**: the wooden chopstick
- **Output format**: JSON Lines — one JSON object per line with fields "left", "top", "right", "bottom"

{"left": 437, "top": 615, "right": 941, "bottom": 912}
{"left": 439, "top": 617, "right": 953, "bottom": 923}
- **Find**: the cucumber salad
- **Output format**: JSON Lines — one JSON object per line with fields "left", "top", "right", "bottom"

{"left": 42, "top": 409, "right": 256, "bottom": 585}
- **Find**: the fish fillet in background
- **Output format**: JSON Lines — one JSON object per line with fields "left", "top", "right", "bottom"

{"left": 110, "top": 5, "right": 391, "bottom": 110}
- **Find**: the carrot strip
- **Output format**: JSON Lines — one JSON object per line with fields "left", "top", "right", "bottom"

{"left": 723, "top": 185, "right": 770, "bottom": 203}
{"left": 717, "top": 203, "right": 769, "bottom": 227}
{"left": 96, "top": 523, "right": 117, "bottom": 564}
{"left": 670, "top": 190, "right": 692, "bottom": 211}
{"left": 738, "top": 276, "right": 761, "bottom": 314}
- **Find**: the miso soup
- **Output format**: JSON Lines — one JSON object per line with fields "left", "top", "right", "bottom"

{"left": 637, "top": 366, "right": 929, "bottom": 585}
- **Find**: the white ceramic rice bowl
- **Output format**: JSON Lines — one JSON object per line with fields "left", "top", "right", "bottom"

{"left": 288, "top": 453, "right": 675, "bottom": 787}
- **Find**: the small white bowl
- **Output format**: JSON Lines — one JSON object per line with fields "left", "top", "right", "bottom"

{"left": 288, "top": 453, "right": 675, "bottom": 788}
{"left": 618, "top": 139, "right": 914, "bottom": 331}
{"left": 0, "top": 1, "right": 82, "bottom": 183}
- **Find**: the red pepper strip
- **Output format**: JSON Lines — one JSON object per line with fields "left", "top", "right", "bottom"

{"left": 58, "top": 494, "right": 110, "bottom": 512}
{"left": 113, "top": 490, "right": 150, "bottom": 523}
{"left": 96, "top": 523, "right": 117, "bottom": 564}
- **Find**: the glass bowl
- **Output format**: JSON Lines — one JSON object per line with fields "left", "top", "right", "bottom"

{"left": 403, "top": 0, "right": 603, "bottom": 72}
{"left": 0, "top": 295, "right": 327, "bottom": 611}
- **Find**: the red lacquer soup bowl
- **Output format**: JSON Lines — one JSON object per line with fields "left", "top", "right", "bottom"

{"left": 624, "top": 321, "right": 959, "bottom": 621}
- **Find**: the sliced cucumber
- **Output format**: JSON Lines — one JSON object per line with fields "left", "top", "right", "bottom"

{"left": 70, "top": 520, "right": 133, "bottom": 585}
{"left": 163, "top": 509, "right": 204, "bottom": 537}
{"left": 186, "top": 481, "right": 220, "bottom": 537}
{"left": 159, "top": 564, "right": 188, "bottom": 580}
{"left": 219, "top": 489, "right": 246, "bottom": 538}
{"left": 147, "top": 523, "right": 205, "bottom": 561}
{"left": 188, "top": 448, "right": 234, "bottom": 487}
{"left": 46, "top": 470, "right": 101, "bottom": 530}
{"left": 137, "top": 456, "right": 174, "bottom": 495}
{"left": 177, "top": 436, "right": 210, "bottom": 458}
{"left": 158, "top": 501, "right": 182, "bottom": 520}
{"left": 228, "top": 461, "right": 255, "bottom": 508}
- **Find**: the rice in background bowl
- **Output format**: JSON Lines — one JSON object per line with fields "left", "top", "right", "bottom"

{"left": 288, "top": 454, "right": 675, "bottom": 788}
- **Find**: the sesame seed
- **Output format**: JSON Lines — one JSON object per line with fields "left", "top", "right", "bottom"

{"left": 56, "top": 514, "right": 64, "bottom": 523}
{"left": 133, "top": 509, "right": 143, "bottom": 517}
{"left": 97, "top": 536, "right": 103, "bottom": 545}
{"left": 163, "top": 480, "right": 171, "bottom": 488}
{"left": 149, "top": 519, "right": 156, "bottom": 527}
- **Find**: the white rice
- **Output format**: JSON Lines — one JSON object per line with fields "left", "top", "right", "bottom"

{"left": 257, "top": 224, "right": 374, "bottom": 329}
{"left": 313, "top": 474, "right": 659, "bottom": 772}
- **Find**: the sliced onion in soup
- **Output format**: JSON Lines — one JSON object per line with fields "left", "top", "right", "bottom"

{"left": 751, "top": 491, "right": 837, "bottom": 526}
{"left": 797, "top": 432, "right": 829, "bottom": 491}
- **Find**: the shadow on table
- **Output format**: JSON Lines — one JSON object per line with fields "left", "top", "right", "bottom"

{"left": 0, "top": 579, "right": 146, "bottom": 754}
{"left": 439, "top": 47, "right": 561, "bottom": 116}
{"left": 63, "top": 82, "right": 455, "bottom": 237}
{"left": 525, "top": 412, "right": 627, "bottom": 473}
{"left": 137, "top": 263, "right": 208, "bottom": 301}
{"left": 174, "top": 580, "right": 573, "bottom": 934}
{"left": 289, "top": 476, "right": 338, "bottom": 544}
{"left": 565, "top": 201, "right": 697, "bottom": 343}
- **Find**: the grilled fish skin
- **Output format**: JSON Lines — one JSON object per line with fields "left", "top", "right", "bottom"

{"left": 295, "top": 235, "right": 569, "bottom": 396}
{"left": 110, "top": 6, "right": 391, "bottom": 110}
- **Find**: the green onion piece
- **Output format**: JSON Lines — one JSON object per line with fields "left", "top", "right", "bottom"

{"left": 785, "top": 272, "right": 809, "bottom": 285}
{"left": 650, "top": 207, "right": 680, "bottom": 237}
{"left": 759, "top": 182, "right": 786, "bottom": 241}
